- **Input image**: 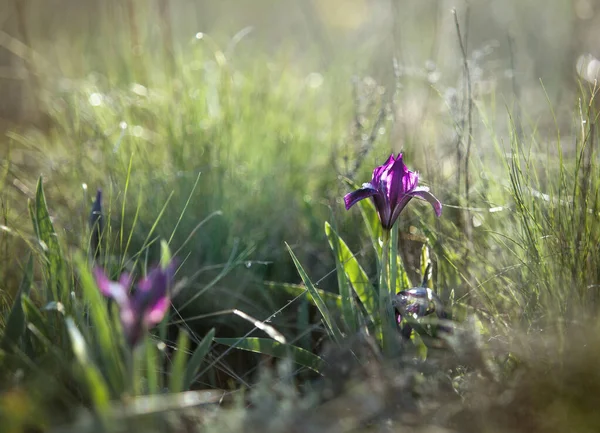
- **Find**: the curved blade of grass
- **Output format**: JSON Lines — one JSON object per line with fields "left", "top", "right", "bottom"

{"left": 183, "top": 328, "right": 215, "bottom": 390}
{"left": 169, "top": 328, "right": 190, "bottom": 393}
{"left": 324, "top": 221, "right": 357, "bottom": 333}
{"left": 75, "top": 254, "right": 125, "bottom": 394}
{"left": 65, "top": 317, "right": 110, "bottom": 415}
{"left": 324, "top": 222, "right": 376, "bottom": 326}
{"left": 2, "top": 255, "right": 33, "bottom": 351}
{"left": 285, "top": 242, "right": 342, "bottom": 343}
{"left": 264, "top": 281, "right": 342, "bottom": 311}
{"left": 214, "top": 337, "right": 324, "bottom": 374}
{"left": 393, "top": 252, "right": 411, "bottom": 293}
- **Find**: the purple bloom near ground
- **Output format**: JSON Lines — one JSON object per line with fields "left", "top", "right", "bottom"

{"left": 93, "top": 261, "right": 178, "bottom": 347}
{"left": 344, "top": 154, "right": 442, "bottom": 230}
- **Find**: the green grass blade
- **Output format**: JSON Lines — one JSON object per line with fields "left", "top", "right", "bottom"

{"left": 160, "top": 239, "right": 172, "bottom": 269}
{"left": 357, "top": 193, "right": 383, "bottom": 257}
{"left": 324, "top": 222, "right": 377, "bottom": 326}
{"left": 183, "top": 328, "right": 215, "bottom": 390}
{"left": 264, "top": 281, "right": 342, "bottom": 311}
{"left": 390, "top": 224, "right": 398, "bottom": 295}
{"left": 393, "top": 252, "right": 411, "bottom": 293}
{"left": 421, "top": 244, "right": 432, "bottom": 288}
{"left": 168, "top": 171, "right": 202, "bottom": 245}
{"left": 145, "top": 338, "right": 160, "bottom": 395}
{"left": 214, "top": 337, "right": 325, "bottom": 374}
{"left": 30, "top": 177, "right": 67, "bottom": 304}
{"left": 325, "top": 221, "right": 357, "bottom": 333}
{"left": 169, "top": 328, "right": 190, "bottom": 393}
{"left": 285, "top": 242, "right": 343, "bottom": 343}
{"left": 1, "top": 255, "right": 34, "bottom": 351}
{"left": 21, "top": 294, "right": 50, "bottom": 341}
{"left": 75, "top": 254, "right": 125, "bottom": 394}
{"left": 65, "top": 317, "right": 110, "bottom": 415}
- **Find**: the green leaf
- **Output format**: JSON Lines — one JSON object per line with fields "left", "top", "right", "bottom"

{"left": 21, "top": 294, "right": 50, "bottom": 341}
{"left": 1, "top": 255, "right": 33, "bottom": 351}
{"left": 183, "top": 328, "right": 215, "bottom": 390}
{"left": 324, "top": 223, "right": 377, "bottom": 325}
{"left": 393, "top": 253, "right": 411, "bottom": 293}
{"left": 214, "top": 337, "right": 325, "bottom": 373}
{"left": 30, "top": 177, "right": 67, "bottom": 305}
{"left": 264, "top": 281, "right": 342, "bottom": 311}
{"left": 65, "top": 317, "right": 110, "bottom": 414}
{"left": 421, "top": 244, "right": 432, "bottom": 288}
{"left": 75, "top": 255, "right": 125, "bottom": 393}
{"left": 160, "top": 239, "right": 172, "bottom": 269}
{"left": 285, "top": 243, "right": 343, "bottom": 343}
{"left": 169, "top": 328, "right": 190, "bottom": 393}
{"left": 144, "top": 338, "right": 160, "bottom": 395}
{"left": 325, "top": 221, "right": 357, "bottom": 334}
{"left": 411, "top": 330, "right": 428, "bottom": 361}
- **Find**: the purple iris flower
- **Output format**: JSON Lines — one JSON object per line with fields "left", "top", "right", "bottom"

{"left": 392, "top": 287, "right": 450, "bottom": 340}
{"left": 344, "top": 154, "right": 442, "bottom": 230}
{"left": 93, "top": 261, "right": 177, "bottom": 347}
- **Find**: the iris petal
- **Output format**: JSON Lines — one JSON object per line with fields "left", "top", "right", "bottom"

{"left": 344, "top": 184, "right": 378, "bottom": 210}
{"left": 387, "top": 155, "right": 411, "bottom": 211}
{"left": 344, "top": 153, "right": 442, "bottom": 230}
{"left": 144, "top": 296, "right": 171, "bottom": 327}
{"left": 409, "top": 188, "right": 442, "bottom": 217}
{"left": 371, "top": 154, "right": 396, "bottom": 184}
{"left": 93, "top": 268, "right": 129, "bottom": 307}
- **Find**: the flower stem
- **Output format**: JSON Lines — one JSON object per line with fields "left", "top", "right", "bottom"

{"left": 379, "top": 229, "right": 396, "bottom": 356}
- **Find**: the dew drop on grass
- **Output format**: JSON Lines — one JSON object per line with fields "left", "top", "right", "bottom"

{"left": 245, "top": 261, "right": 252, "bottom": 268}
{"left": 306, "top": 72, "right": 324, "bottom": 89}
{"left": 89, "top": 93, "right": 103, "bottom": 107}
{"left": 131, "top": 83, "right": 148, "bottom": 97}
{"left": 132, "top": 125, "right": 144, "bottom": 137}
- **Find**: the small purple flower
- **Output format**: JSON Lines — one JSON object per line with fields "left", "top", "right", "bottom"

{"left": 93, "top": 261, "right": 177, "bottom": 347}
{"left": 392, "top": 287, "right": 449, "bottom": 339}
{"left": 344, "top": 154, "right": 442, "bottom": 230}
{"left": 89, "top": 189, "right": 104, "bottom": 258}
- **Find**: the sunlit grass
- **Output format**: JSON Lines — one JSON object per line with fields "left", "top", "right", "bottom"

{"left": 1, "top": 2, "right": 600, "bottom": 432}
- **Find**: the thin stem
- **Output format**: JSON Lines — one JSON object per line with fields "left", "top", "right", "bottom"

{"left": 126, "top": 345, "right": 135, "bottom": 396}
{"left": 453, "top": 7, "right": 474, "bottom": 272}
{"left": 379, "top": 229, "right": 396, "bottom": 356}
{"left": 380, "top": 229, "right": 390, "bottom": 292}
